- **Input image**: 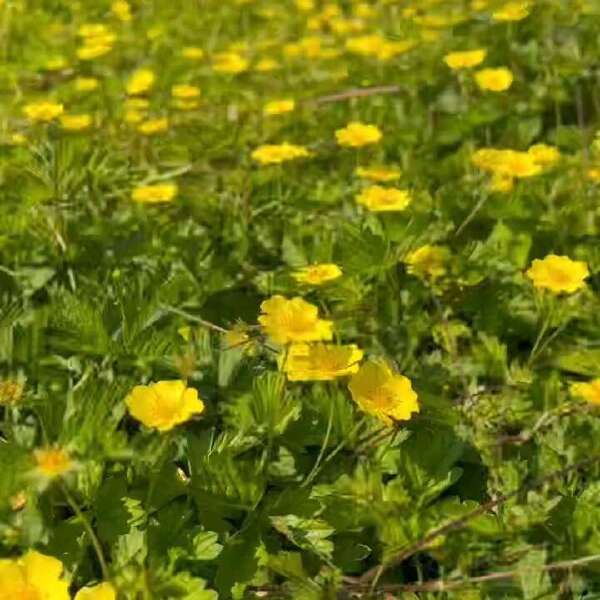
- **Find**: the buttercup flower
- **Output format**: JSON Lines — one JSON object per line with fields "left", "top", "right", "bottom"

{"left": 255, "top": 57, "right": 280, "bottom": 72}
{"left": 75, "top": 582, "right": 117, "bottom": 600}
{"left": 475, "top": 67, "right": 513, "bottom": 91}
{"left": 23, "top": 101, "right": 64, "bottom": 122}
{"left": 282, "top": 343, "right": 364, "bottom": 381}
{"left": 251, "top": 143, "right": 312, "bottom": 165}
{"left": 137, "top": 117, "right": 169, "bottom": 135}
{"left": 0, "top": 379, "right": 24, "bottom": 405}
{"left": 132, "top": 183, "right": 178, "bottom": 204}
{"left": 444, "top": 49, "right": 486, "bottom": 69}
{"left": 77, "top": 44, "right": 113, "bottom": 60}
{"left": 125, "top": 380, "right": 205, "bottom": 431}
{"left": 293, "top": 263, "right": 342, "bottom": 285}
{"left": 335, "top": 122, "right": 382, "bottom": 147}
{"left": 212, "top": 52, "right": 249, "bottom": 74}
{"left": 264, "top": 99, "right": 295, "bottom": 116}
{"left": 126, "top": 68, "right": 155, "bottom": 95}
{"left": 356, "top": 185, "right": 411, "bottom": 212}
{"left": 112, "top": 0, "right": 132, "bottom": 21}
{"left": 526, "top": 255, "right": 589, "bottom": 294}
{"left": 570, "top": 380, "right": 600, "bottom": 406}
{"left": 172, "top": 84, "right": 201, "bottom": 99}
{"left": 349, "top": 360, "right": 419, "bottom": 425}
{"left": 258, "top": 296, "right": 333, "bottom": 344}
{"left": 528, "top": 144, "right": 560, "bottom": 166}
{"left": 355, "top": 165, "right": 401, "bottom": 182}
{"left": 489, "top": 172, "right": 514, "bottom": 193}
{"left": 75, "top": 77, "right": 100, "bottom": 92}
{"left": 405, "top": 245, "right": 449, "bottom": 280}
{"left": 0, "top": 551, "right": 70, "bottom": 600}
{"left": 60, "top": 114, "right": 92, "bottom": 131}
{"left": 472, "top": 148, "right": 542, "bottom": 178}
{"left": 33, "top": 447, "right": 75, "bottom": 479}
{"left": 493, "top": 1, "right": 531, "bottom": 21}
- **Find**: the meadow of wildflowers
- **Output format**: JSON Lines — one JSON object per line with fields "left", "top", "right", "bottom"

{"left": 2, "top": 0, "right": 600, "bottom": 597}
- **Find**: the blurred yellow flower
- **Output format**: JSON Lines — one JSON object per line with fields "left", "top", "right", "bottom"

{"left": 335, "top": 122, "right": 382, "bottom": 147}
{"left": 444, "top": 49, "right": 486, "bottom": 69}
{"left": 33, "top": 447, "right": 75, "bottom": 479}
{"left": 473, "top": 148, "right": 542, "bottom": 178}
{"left": 258, "top": 295, "right": 333, "bottom": 344}
{"left": 489, "top": 172, "right": 514, "bottom": 193}
{"left": 213, "top": 52, "right": 249, "bottom": 74}
{"left": 75, "top": 582, "right": 117, "bottom": 600}
{"left": 493, "top": 1, "right": 531, "bottom": 21}
{"left": 255, "top": 57, "right": 281, "bottom": 72}
{"left": 356, "top": 185, "right": 411, "bottom": 212}
{"left": 45, "top": 56, "right": 68, "bottom": 71}
{"left": 126, "top": 68, "right": 156, "bottom": 95}
{"left": 0, "top": 551, "right": 70, "bottom": 600}
{"left": 570, "top": 379, "right": 600, "bottom": 406}
{"left": 125, "top": 380, "right": 205, "bottom": 431}
{"left": 137, "top": 117, "right": 169, "bottom": 135}
{"left": 60, "top": 114, "right": 92, "bottom": 131}
{"left": 251, "top": 143, "right": 312, "bottom": 165}
{"left": 264, "top": 99, "right": 295, "bottom": 116}
{"left": 405, "top": 245, "right": 449, "bottom": 280}
{"left": 475, "top": 67, "right": 513, "bottom": 91}
{"left": 77, "top": 43, "right": 113, "bottom": 60}
{"left": 132, "top": 183, "right": 178, "bottom": 204}
{"left": 527, "top": 144, "right": 560, "bottom": 166}
{"left": 182, "top": 46, "right": 205, "bottom": 60}
{"left": 293, "top": 263, "right": 342, "bottom": 285}
{"left": 75, "top": 77, "right": 100, "bottom": 92}
{"left": 526, "top": 255, "right": 589, "bottom": 294}
{"left": 172, "top": 84, "right": 201, "bottom": 99}
{"left": 282, "top": 343, "right": 364, "bottom": 381}
{"left": 0, "top": 379, "right": 24, "bottom": 405}
{"left": 355, "top": 165, "right": 401, "bottom": 182}
{"left": 112, "top": 0, "right": 132, "bottom": 21}
{"left": 23, "top": 101, "right": 64, "bottom": 122}
{"left": 349, "top": 360, "right": 419, "bottom": 425}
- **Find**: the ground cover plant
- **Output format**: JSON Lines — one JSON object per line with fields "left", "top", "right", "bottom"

{"left": 2, "top": 0, "right": 600, "bottom": 598}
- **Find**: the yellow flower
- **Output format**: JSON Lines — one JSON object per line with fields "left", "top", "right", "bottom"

{"left": 345, "top": 33, "right": 386, "bottom": 57}
{"left": 282, "top": 343, "right": 364, "bottom": 381}
{"left": 125, "top": 110, "right": 145, "bottom": 124}
{"left": 34, "top": 447, "right": 75, "bottom": 479}
{"left": 258, "top": 295, "right": 333, "bottom": 345}
{"left": 489, "top": 172, "right": 514, "bottom": 193}
{"left": 587, "top": 167, "right": 600, "bottom": 182}
{"left": 474, "top": 67, "right": 513, "bottom": 92}
{"left": 405, "top": 245, "right": 449, "bottom": 279}
{"left": 356, "top": 185, "right": 411, "bottom": 212}
{"left": 132, "top": 183, "right": 178, "bottom": 204}
{"left": 255, "top": 57, "right": 281, "bottom": 72}
{"left": 182, "top": 46, "right": 204, "bottom": 60}
{"left": 570, "top": 380, "right": 600, "bottom": 406}
{"left": 444, "top": 49, "right": 486, "bottom": 69}
{"left": 251, "top": 143, "right": 312, "bottom": 165}
{"left": 126, "top": 68, "right": 156, "bottom": 95}
{"left": 23, "top": 101, "right": 64, "bottom": 122}
{"left": 75, "top": 582, "right": 117, "bottom": 600}
{"left": 212, "top": 52, "right": 249, "bottom": 74}
{"left": 335, "top": 121, "right": 382, "bottom": 147}
{"left": 75, "top": 77, "right": 100, "bottom": 92}
{"left": 0, "top": 551, "right": 70, "bottom": 600}
{"left": 526, "top": 255, "right": 589, "bottom": 294}
{"left": 60, "top": 114, "right": 92, "bottom": 131}
{"left": 493, "top": 1, "right": 531, "bottom": 21}
{"left": 172, "top": 99, "right": 200, "bottom": 111}
{"left": 472, "top": 149, "right": 541, "bottom": 178}
{"left": 77, "top": 44, "right": 113, "bottom": 60}
{"left": 264, "top": 99, "right": 295, "bottom": 116}
{"left": 137, "top": 117, "right": 169, "bottom": 135}
{"left": 355, "top": 165, "right": 401, "bottom": 182}
{"left": 527, "top": 144, "right": 561, "bottom": 166}
{"left": 0, "top": 379, "right": 24, "bottom": 405}
{"left": 348, "top": 360, "right": 419, "bottom": 425}
{"left": 172, "top": 84, "right": 201, "bottom": 99}
{"left": 112, "top": 0, "right": 132, "bottom": 21}
{"left": 292, "top": 263, "right": 342, "bottom": 285}
{"left": 78, "top": 23, "right": 110, "bottom": 38}
{"left": 125, "top": 380, "right": 205, "bottom": 432}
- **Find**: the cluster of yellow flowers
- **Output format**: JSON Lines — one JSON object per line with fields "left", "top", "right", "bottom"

{"left": 444, "top": 47, "right": 513, "bottom": 92}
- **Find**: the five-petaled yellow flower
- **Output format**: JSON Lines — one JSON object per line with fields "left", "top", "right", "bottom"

{"left": 75, "top": 581, "right": 117, "bottom": 600}
{"left": 444, "top": 49, "right": 486, "bottom": 69}
{"left": 264, "top": 99, "right": 296, "bottom": 116}
{"left": 356, "top": 185, "right": 411, "bottom": 212}
{"left": 23, "top": 101, "right": 64, "bottom": 122}
{"left": 0, "top": 551, "right": 70, "bottom": 600}
{"left": 355, "top": 165, "right": 401, "bottom": 182}
{"left": 33, "top": 447, "right": 75, "bottom": 479}
{"left": 125, "top": 380, "right": 205, "bottom": 431}
{"left": 212, "top": 51, "right": 249, "bottom": 74}
{"left": 251, "top": 143, "right": 312, "bottom": 165}
{"left": 126, "top": 68, "right": 156, "bottom": 95}
{"left": 475, "top": 67, "right": 513, "bottom": 91}
{"left": 349, "top": 360, "right": 419, "bottom": 425}
{"left": 293, "top": 263, "right": 342, "bottom": 285}
{"left": 405, "top": 245, "right": 449, "bottom": 280}
{"left": 282, "top": 343, "right": 364, "bottom": 381}
{"left": 258, "top": 295, "right": 333, "bottom": 344}
{"left": 335, "top": 122, "right": 382, "bottom": 147}
{"left": 526, "top": 254, "right": 589, "bottom": 294}
{"left": 132, "top": 183, "right": 178, "bottom": 204}
{"left": 570, "top": 380, "right": 600, "bottom": 406}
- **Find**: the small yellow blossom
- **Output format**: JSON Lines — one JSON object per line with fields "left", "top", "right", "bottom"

{"left": 526, "top": 255, "right": 589, "bottom": 294}
{"left": 570, "top": 379, "right": 600, "bottom": 406}
{"left": 75, "top": 77, "right": 100, "bottom": 92}
{"left": 172, "top": 84, "right": 201, "bottom": 99}
{"left": 132, "top": 183, "right": 178, "bottom": 204}
{"left": 493, "top": 1, "right": 531, "bottom": 21}
{"left": 60, "top": 114, "right": 93, "bottom": 131}
{"left": 586, "top": 167, "right": 600, "bottom": 182}
{"left": 0, "top": 551, "right": 70, "bottom": 600}
{"left": 444, "top": 49, "right": 486, "bottom": 70}
{"left": 34, "top": 447, "right": 75, "bottom": 479}
{"left": 126, "top": 68, "right": 156, "bottom": 95}
{"left": 293, "top": 263, "right": 342, "bottom": 285}
{"left": 472, "top": 149, "right": 542, "bottom": 178}
{"left": 23, "top": 101, "right": 64, "bottom": 122}
{"left": 251, "top": 143, "right": 312, "bottom": 165}
{"left": 78, "top": 23, "right": 110, "bottom": 38}
{"left": 527, "top": 144, "right": 561, "bottom": 166}
{"left": 255, "top": 57, "right": 281, "bottom": 72}
{"left": 125, "top": 110, "right": 145, "bottom": 124}
{"left": 349, "top": 360, "right": 419, "bottom": 425}
{"left": 0, "top": 379, "right": 24, "bottom": 405}
{"left": 356, "top": 186, "right": 411, "bottom": 212}
{"left": 125, "top": 380, "right": 205, "bottom": 432}
{"left": 355, "top": 165, "right": 401, "bottom": 182}
{"left": 282, "top": 343, "right": 364, "bottom": 381}
{"left": 475, "top": 67, "right": 513, "bottom": 92}
{"left": 77, "top": 44, "right": 113, "bottom": 60}
{"left": 264, "top": 99, "right": 295, "bottom": 116}
{"left": 405, "top": 245, "right": 449, "bottom": 280}
{"left": 213, "top": 52, "right": 249, "bottom": 74}
{"left": 112, "top": 0, "right": 132, "bottom": 21}
{"left": 137, "top": 117, "right": 169, "bottom": 135}
{"left": 258, "top": 295, "right": 333, "bottom": 345}
{"left": 335, "top": 122, "right": 382, "bottom": 147}
{"left": 182, "top": 46, "right": 205, "bottom": 60}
